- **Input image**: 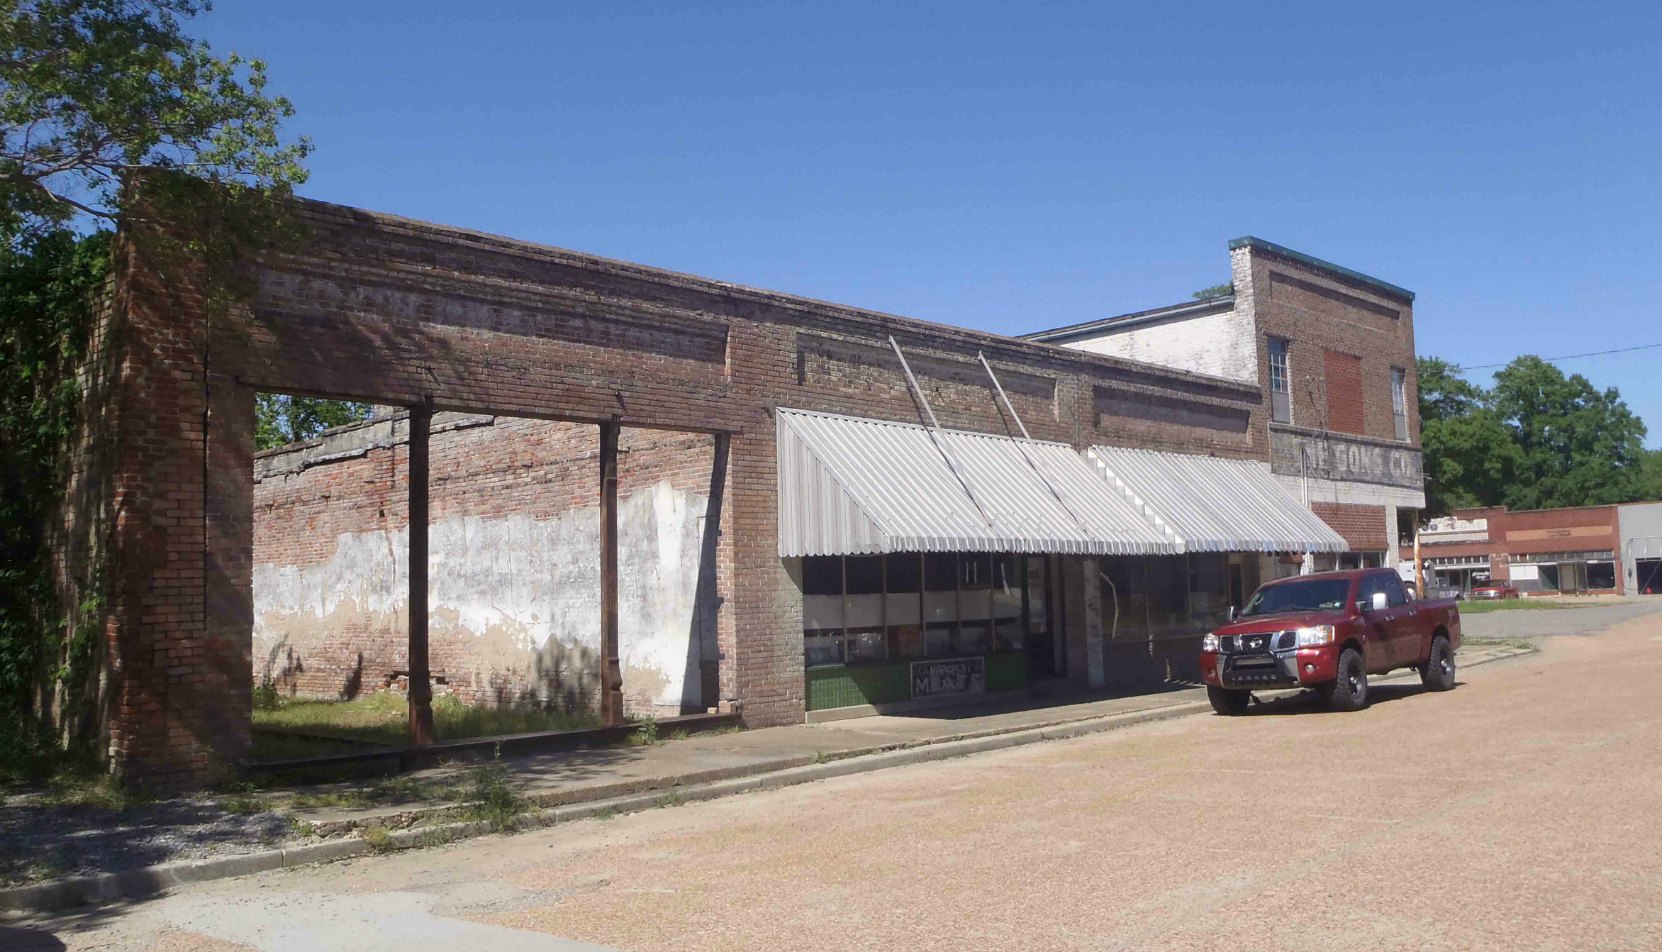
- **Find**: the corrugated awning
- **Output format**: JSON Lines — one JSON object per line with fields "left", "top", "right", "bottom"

{"left": 1087, "top": 445, "right": 1348, "bottom": 553}
{"left": 776, "top": 409, "right": 1179, "bottom": 557}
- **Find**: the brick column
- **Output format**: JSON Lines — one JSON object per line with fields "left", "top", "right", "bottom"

{"left": 203, "top": 374, "right": 255, "bottom": 767}
{"left": 104, "top": 241, "right": 251, "bottom": 791}
{"left": 728, "top": 422, "right": 805, "bottom": 726}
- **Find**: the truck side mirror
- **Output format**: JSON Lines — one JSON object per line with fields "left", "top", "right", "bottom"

{"left": 1227, "top": 605, "right": 1237, "bottom": 622}
{"left": 1370, "top": 591, "right": 1389, "bottom": 612}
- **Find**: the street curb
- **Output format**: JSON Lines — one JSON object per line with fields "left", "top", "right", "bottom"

{"left": 0, "top": 644, "right": 1534, "bottom": 914}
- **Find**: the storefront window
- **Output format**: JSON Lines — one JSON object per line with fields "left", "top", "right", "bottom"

{"left": 802, "top": 553, "right": 1042, "bottom": 665}
{"left": 885, "top": 554, "right": 924, "bottom": 658}
{"left": 844, "top": 556, "right": 886, "bottom": 663}
{"left": 992, "top": 554, "right": 1023, "bottom": 652}
{"left": 1025, "top": 555, "right": 1054, "bottom": 676}
{"left": 1146, "top": 556, "right": 1190, "bottom": 637}
{"left": 957, "top": 554, "right": 993, "bottom": 655}
{"left": 1188, "top": 554, "right": 1229, "bottom": 628}
{"left": 1025, "top": 556, "right": 1051, "bottom": 638}
{"left": 803, "top": 556, "right": 844, "bottom": 666}
{"left": 1537, "top": 563, "right": 1561, "bottom": 592}
{"left": 1587, "top": 561, "right": 1616, "bottom": 591}
{"left": 923, "top": 553, "right": 957, "bottom": 657}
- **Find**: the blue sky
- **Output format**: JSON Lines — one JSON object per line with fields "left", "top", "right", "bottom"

{"left": 199, "top": 2, "right": 1662, "bottom": 446}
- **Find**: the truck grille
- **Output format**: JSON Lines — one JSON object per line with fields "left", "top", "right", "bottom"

{"left": 1223, "top": 631, "right": 1296, "bottom": 653}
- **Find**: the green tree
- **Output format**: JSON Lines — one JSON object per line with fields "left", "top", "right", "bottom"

{"left": 0, "top": 0, "right": 310, "bottom": 238}
{"left": 1489, "top": 356, "right": 1651, "bottom": 510}
{"left": 256, "top": 394, "right": 373, "bottom": 450}
{"left": 0, "top": 0, "right": 309, "bottom": 770}
{"left": 1192, "top": 283, "right": 1233, "bottom": 300}
{"left": 1415, "top": 357, "right": 1519, "bottom": 517}
{"left": 1641, "top": 448, "right": 1662, "bottom": 500}
{"left": 0, "top": 229, "right": 108, "bottom": 767}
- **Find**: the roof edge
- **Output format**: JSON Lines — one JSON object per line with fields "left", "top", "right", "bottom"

{"left": 1022, "top": 296, "right": 1236, "bottom": 343}
{"left": 1229, "top": 236, "right": 1414, "bottom": 303}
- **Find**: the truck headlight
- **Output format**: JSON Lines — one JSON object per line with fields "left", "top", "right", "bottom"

{"left": 1295, "top": 625, "right": 1335, "bottom": 647}
{"left": 1202, "top": 632, "right": 1220, "bottom": 653}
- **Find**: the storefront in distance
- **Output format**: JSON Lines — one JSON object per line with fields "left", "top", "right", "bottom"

{"left": 1407, "top": 505, "right": 1627, "bottom": 596}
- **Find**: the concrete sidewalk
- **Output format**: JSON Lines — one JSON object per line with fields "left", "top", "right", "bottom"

{"left": 288, "top": 641, "right": 1529, "bottom": 833}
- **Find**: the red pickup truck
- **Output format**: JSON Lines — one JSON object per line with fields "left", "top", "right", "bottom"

{"left": 1199, "top": 568, "right": 1461, "bottom": 714}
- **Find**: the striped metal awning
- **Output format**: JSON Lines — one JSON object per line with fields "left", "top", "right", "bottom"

{"left": 1087, "top": 445, "right": 1348, "bottom": 553}
{"left": 776, "top": 409, "right": 1179, "bottom": 557}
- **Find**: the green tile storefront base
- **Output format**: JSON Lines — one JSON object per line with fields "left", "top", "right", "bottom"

{"left": 806, "top": 653, "right": 1029, "bottom": 712}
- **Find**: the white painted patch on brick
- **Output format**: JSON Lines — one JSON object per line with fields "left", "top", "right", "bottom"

{"left": 1060, "top": 307, "right": 1255, "bottom": 383}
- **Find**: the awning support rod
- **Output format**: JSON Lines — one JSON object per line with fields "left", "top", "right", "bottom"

{"left": 977, "top": 351, "right": 1031, "bottom": 440}
{"left": 889, "top": 335, "right": 992, "bottom": 527}
{"left": 889, "top": 334, "right": 940, "bottom": 429}
{"left": 978, "top": 350, "right": 1091, "bottom": 533}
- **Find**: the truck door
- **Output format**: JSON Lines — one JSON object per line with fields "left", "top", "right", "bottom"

{"left": 1378, "top": 572, "right": 1418, "bottom": 668}
{"left": 1356, "top": 573, "right": 1393, "bottom": 672}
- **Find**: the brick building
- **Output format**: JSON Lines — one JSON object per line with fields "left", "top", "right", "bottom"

{"left": 63, "top": 198, "right": 1424, "bottom": 789}
{"left": 1408, "top": 504, "right": 1641, "bottom": 596}
{"left": 1025, "top": 237, "right": 1425, "bottom": 567}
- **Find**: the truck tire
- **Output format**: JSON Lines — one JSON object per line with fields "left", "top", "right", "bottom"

{"left": 1421, "top": 636, "right": 1455, "bottom": 691}
{"left": 1207, "top": 686, "right": 1251, "bottom": 715}
{"left": 1324, "top": 647, "right": 1369, "bottom": 711}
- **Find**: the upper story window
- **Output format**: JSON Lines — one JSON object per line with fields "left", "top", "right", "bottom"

{"left": 1268, "top": 336, "right": 1291, "bottom": 423}
{"left": 1391, "top": 367, "right": 1408, "bottom": 441}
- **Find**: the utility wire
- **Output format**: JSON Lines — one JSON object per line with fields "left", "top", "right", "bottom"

{"left": 1455, "top": 342, "right": 1662, "bottom": 372}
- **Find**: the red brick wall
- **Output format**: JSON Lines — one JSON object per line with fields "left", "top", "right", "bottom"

{"left": 1311, "top": 502, "right": 1389, "bottom": 552}
{"left": 252, "top": 416, "right": 728, "bottom": 717}
{"left": 1243, "top": 246, "right": 1419, "bottom": 446}
{"left": 99, "top": 195, "right": 1273, "bottom": 787}
{"left": 1322, "top": 349, "right": 1366, "bottom": 435}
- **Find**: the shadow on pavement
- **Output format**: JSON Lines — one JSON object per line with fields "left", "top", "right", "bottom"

{"left": 0, "top": 923, "right": 66, "bottom": 950}
{"left": 1241, "top": 681, "right": 1464, "bottom": 716}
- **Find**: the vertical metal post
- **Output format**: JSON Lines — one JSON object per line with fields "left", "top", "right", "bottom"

{"left": 407, "top": 401, "right": 436, "bottom": 746}
{"left": 1413, "top": 513, "right": 1424, "bottom": 597}
{"left": 599, "top": 421, "right": 624, "bottom": 726}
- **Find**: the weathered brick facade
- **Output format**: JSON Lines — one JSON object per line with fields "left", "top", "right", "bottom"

{"left": 1311, "top": 502, "right": 1390, "bottom": 552}
{"left": 252, "top": 415, "right": 728, "bottom": 718}
{"left": 1029, "top": 236, "right": 1426, "bottom": 562}
{"left": 87, "top": 197, "right": 1271, "bottom": 789}
{"left": 1239, "top": 244, "right": 1420, "bottom": 448}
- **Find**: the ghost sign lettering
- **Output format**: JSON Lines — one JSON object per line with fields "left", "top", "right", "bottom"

{"left": 1270, "top": 429, "right": 1423, "bottom": 489}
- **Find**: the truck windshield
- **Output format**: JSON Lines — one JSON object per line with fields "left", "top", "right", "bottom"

{"left": 1241, "top": 578, "right": 1351, "bottom": 617}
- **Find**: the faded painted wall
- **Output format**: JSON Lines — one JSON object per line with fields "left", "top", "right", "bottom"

{"left": 1059, "top": 305, "right": 1256, "bottom": 384}
{"left": 251, "top": 413, "right": 726, "bottom": 717}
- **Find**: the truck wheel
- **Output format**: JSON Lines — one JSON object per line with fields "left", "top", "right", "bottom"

{"left": 1421, "top": 636, "right": 1455, "bottom": 691}
{"left": 1324, "top": 647, "right": 1369, "bottom": 711}
{"left": 1207, "top": 686, "right": 1251, "bottom": 716}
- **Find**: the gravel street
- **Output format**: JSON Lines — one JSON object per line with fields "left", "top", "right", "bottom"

{"left": 11, "top": 602, "right": 1662, "bottom": 952}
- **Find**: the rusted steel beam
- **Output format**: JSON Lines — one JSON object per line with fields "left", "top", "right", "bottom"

{"left": 407, "top": 400, "right": 437, "bottom": 746}
{"left": 599, "top": 421, "right": 624, "bottom": 726}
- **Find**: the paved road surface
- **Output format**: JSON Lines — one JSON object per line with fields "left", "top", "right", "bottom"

{"left": 12, "top": 602, "right": 1662, "bottom": 951}
{"left": 1461, "top": 596, "right": 1662, "bottom": 640}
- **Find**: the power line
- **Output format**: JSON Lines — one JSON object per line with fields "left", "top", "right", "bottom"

{"left": 1455, "top": 342, "right": 1662, "bottom": 372}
